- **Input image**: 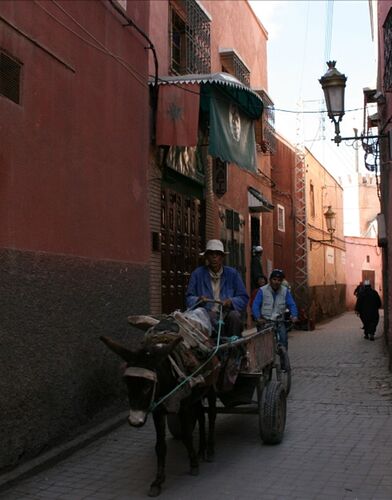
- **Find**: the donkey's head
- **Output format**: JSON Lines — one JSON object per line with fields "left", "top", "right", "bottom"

{"left": 100, "top": 336, "right": 182, "bottom": 427}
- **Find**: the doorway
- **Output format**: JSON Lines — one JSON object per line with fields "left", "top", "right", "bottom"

{"left": 161, "top": 187, "right": 203, "bottom": 313}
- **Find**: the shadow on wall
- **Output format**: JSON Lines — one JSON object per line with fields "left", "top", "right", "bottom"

{"left": 308, "top": 284, "right": 346, "bottom": 323}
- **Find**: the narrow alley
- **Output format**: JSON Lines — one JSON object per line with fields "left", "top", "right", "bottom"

{"left": 2, "top": 312, "right": 392, "bottom": 500}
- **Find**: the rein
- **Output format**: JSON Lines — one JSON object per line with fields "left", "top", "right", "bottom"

{"left": 149, "top": 300, "right": 225, "bottom": 412}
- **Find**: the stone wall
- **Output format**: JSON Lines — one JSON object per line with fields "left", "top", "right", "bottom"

{"left": 308, "top": 284, "right": 347, "bottom": 323}
{"left": 0, "top": 248, "right": 149, "bottom": 473}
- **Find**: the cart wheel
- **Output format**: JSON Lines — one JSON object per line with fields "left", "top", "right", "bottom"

{"left": 258, "top": 380, "right": 287, "bottom": 445}
{"left": 167, "top": 414, "right": 182, "bottom": 439}
{"left": 277, "top": 346, "right": 291, "bottom": 395}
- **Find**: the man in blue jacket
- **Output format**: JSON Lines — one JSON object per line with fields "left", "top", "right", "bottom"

{"left": 186, "top": 239, "right": 249, "bottom": 337}
{"left": 252, "top": 269, "right": 298, "bottom": 349}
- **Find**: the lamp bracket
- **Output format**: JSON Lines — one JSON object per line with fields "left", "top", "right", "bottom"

{"left": 333, "top": 133, "right": 388, "bottom": 146}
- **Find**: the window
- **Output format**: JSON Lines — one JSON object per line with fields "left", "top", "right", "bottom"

{"left": 277, "top": 204, "right": 285, "bottom": 232}
{"left": 255, "top": 90, "right": 276, "bottom": 155}
{"left": 0, "top": 51, "right": 21, "bottom": 104}
{"left": 219, "top": 49, "right": 250, "bottom": 86}
{"left": 169, "top": 0, "right": 211, "bottom": 75}
{"left": 310, "top": 182, "right": 315, "bottom": 218}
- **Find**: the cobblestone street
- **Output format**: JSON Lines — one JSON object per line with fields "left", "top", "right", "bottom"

{"left": 2, "top": 311, "right": 392, "bottom": 500}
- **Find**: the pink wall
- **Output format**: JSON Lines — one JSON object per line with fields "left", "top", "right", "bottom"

{"left": 345, "top": 236, "right": 383, "bottom": 309}
{"left": 0, "top": 0, "right": 150, "bottom": 262}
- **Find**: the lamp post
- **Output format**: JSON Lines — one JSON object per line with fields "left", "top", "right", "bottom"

{"left": 324, "top": 206, "right": 336, "bottom": 242}
{"left": 319, "top": 61, "right": 347, "bottom": 144}
{"left": 310, "top": 205, "right": 336, "bottom": 244}
{"left": 319, "top": 61, "right": 387, "bottom": 146}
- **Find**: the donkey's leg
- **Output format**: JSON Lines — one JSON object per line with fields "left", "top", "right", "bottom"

{"left": 179, "top": 406, "right": 199, "bottom": 476}
{"left": 149, "top": 411, "right": 166, "bottom": 497}
{"left": 196, "top": 400, "right": 207, "bottom": 461}
{"left": 206, "top": 390, "right": 217, "bottom": 462}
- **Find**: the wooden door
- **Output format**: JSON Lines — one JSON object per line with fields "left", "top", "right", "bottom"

{"left": 161, "top": 188, "right": 202, "bottom": 313}
{"left": 362, "top": 269, "right": 375, "bottom": 289}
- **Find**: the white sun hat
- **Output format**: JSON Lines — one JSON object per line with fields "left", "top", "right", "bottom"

{"left": 200, "top": 239, "right": 229, "bottom": 255}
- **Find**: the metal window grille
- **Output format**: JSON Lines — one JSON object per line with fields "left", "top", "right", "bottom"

{"left": 255, "top": 89, "right": 276, "bottom": 154}
{"left": 384, "top": 8, "right": 392, "bottom": 92}
{"left": 170, "top": 0, "right": 211, "bottom": 75}
{"left": 220, "top": 50, "right": 250, "bottom": 86}
{"left": 0, "top": 52, "right": 21, "bottom": 104}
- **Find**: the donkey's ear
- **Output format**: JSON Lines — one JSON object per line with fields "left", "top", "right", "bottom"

{"left": 100, "top": 336, "right": 137, "bottom": 363}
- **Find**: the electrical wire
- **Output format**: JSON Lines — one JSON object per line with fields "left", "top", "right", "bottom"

{"left": 34, "top": 0, "right": 148, "bottom": 88}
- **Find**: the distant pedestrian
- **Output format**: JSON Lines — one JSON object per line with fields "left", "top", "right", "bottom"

{"left": 250, "top": 245, "right": 264, "bottom": 291}
{"left": 249, "top": 274, "right": 268, "bottom": 311}
{"left": 355, "top": 280, "right": 381, "bottom": 341}
{"left": 354, "top": 281, "right": 364, "bottom": 297}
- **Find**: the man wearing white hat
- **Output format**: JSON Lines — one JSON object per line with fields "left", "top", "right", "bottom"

{"left": 186, "top": 239, "right": 249, "bottom": 337}
{"left": 250, "top": 245, "right": 264, "bottom": 292}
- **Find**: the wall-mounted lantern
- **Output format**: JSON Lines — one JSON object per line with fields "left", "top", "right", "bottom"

{"left": 310, "top": 205, "right": 336, "bottom": 244}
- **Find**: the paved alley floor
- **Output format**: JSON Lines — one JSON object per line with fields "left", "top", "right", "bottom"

{"left": 2, "top": 311, "right": 392, "bottom": 500}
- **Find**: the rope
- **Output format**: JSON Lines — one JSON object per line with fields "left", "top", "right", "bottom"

{"left": 150, "top": 301, "right": 231, "bottom": 411}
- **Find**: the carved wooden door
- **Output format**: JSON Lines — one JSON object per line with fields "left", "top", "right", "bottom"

{"left": 161, "top": 188, "right": 202, "bottom": 313}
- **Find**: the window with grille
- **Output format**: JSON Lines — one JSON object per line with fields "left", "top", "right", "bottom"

{"left": 255, "top": 89, "right": 276, "bottom": 155}
{"left": 169, "top": 0, "right": 211, "bottom": 75}
{"left": 219, "top": 49, "right": 250, "bottom": 86}
{"left": 0, "top": 51, "right": 21, "bottom": 104}
{"left": 384, "top": 8, "right": 392, "bottom": 92}
{"left": 277, "top": 204, "right": 285, "bottom": 232}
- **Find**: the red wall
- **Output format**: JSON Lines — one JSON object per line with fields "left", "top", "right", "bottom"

{"left": 271, "top": 135, "right": 296, "bottom": 286}
{"left": 0, "top": 0, "right": 150, "bottom": 262}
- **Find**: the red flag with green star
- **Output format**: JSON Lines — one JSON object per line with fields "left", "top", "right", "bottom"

{"left": 156, "top": 83, "right": 200, "bottom": 146}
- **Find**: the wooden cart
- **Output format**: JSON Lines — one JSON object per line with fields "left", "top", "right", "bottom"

{"left": 168, "top": 324, "right": 289, "bottom": 445}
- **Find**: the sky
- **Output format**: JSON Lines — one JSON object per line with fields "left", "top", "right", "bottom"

{"left": 248, "top": 0, "right": 377, "bottom": 180}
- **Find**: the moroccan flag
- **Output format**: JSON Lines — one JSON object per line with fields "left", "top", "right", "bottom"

{"left": 208, "top": 86, "right": 257, "bottom": 171}
{"left": 156, "top": 83, "right": 200, "bottom": 146}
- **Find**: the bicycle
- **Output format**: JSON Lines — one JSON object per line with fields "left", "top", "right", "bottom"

{"left": 256, "top": 316, "right": 292, "bottom": 395}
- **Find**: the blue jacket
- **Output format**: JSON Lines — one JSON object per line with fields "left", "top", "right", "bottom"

{"left": 186, "top": 265, "right": 249, "bottom": 312}
{"left": 252, "top": 285, "right": 298, "bottom": 320}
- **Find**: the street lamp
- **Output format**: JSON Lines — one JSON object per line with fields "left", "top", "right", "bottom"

{"left": 310, "top": 205, "right": 336, "bottom": 244}
{"left": 319, "top": 61, "right": 387, "bottom": 146}
{"left": 319, "top": 61, "right": 347, "bottom": 144}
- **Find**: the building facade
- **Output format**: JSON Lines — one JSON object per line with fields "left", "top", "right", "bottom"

{"left": 338, "top": 172, "right": 382, "bottom": 309}
{"left": 147, "top": 0, "right": 275, "bottom": 316}
{"left": 0, "top": 0, "right": 151, "bottom": 471}
{"left": 305, "top": 149, "right": 346, "bottom": 322}
{"left": 376, "top": 0, "right": 392, "bottom": 366}
{"left": 271, "top": 133, "right": 296, "bottom": 288}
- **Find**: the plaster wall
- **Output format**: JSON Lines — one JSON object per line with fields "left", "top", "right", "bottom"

{"left": 339, "top": 174, "right": 360, "bottom": 236}
{"left": 149, "top": 0, "right": 268, "bottom": 90}
{"left": 0, "top": 0, "right": 151, "bottom": 473}
{"left": 358, "top": 175, "right": 380, "bottom": 236}
{"left": 377, "top": 0, "right": 392, "bottom": 362}
{"left": 271, "top": 134, "right": 296, "bottom": 287}
{"left": 345, "top": 236, "right": 383, "bottom": 309}
{"left": 305, "top": 150, "right": 346, "bottom": 320}
{"left": 0, "top": 0, "right": 150, "bottom": 262}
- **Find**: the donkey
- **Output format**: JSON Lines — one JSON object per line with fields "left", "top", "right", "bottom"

{"left": 100, "top": 332, "right": 218, "bottom": 497}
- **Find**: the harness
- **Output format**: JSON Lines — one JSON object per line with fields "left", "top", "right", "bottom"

{"left": 123, "top": 301, "right": 228, "bottom": 413}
